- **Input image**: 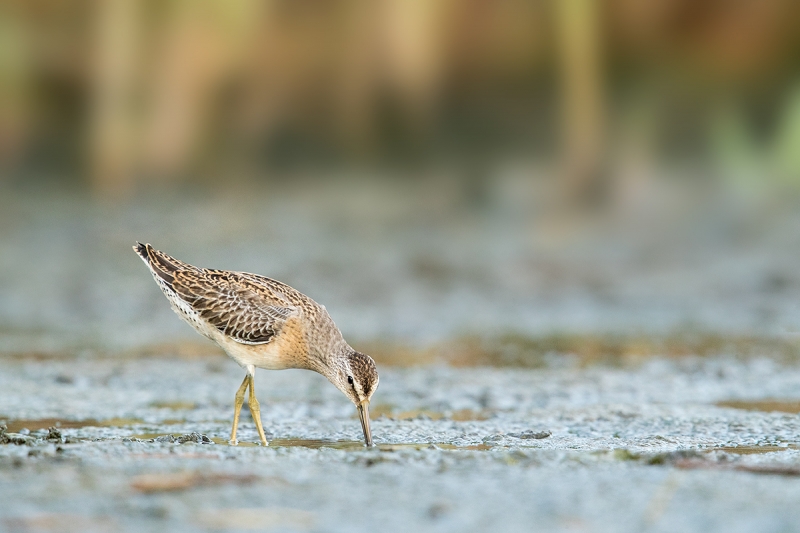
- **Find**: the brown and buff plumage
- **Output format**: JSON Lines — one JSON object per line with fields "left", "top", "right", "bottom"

{"left": 133, "top": 242, "right": 379, "bottom": 446}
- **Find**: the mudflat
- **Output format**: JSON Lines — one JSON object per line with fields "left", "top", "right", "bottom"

{"left": 2, "top": 353, "right": 800, "bottom": 532}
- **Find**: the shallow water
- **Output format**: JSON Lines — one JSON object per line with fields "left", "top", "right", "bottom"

{"left": 716, "top": 400, "right": 800, "bottom": 414}
{"left": 1, "top": 417, "right": 144, "bottom": 433}
{"left": 712, "top": 445, "right": 798, "bottom": 455}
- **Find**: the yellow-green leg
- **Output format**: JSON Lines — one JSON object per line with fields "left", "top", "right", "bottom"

{"left": 248, "top": 376, "right": 269, "bottom": 446}
{"left": 229, "top": 374, "right": 250, "bottom": 445}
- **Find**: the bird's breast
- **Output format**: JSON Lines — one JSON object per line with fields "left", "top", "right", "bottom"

{"left": 215, "top": 315, "right": 311, "bottom": 371}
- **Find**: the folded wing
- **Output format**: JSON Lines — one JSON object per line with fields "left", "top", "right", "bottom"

{"left": 172, "top": 270, "right": 295, "bottom": 345}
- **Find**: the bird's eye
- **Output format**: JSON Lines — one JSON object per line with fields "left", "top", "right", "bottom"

{"left": 347, "top": 375, "right": 354, "bottom": 385}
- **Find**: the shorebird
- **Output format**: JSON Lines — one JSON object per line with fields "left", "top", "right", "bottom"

{"left": 133, "top": 243, "right": 379, "bottom": 446}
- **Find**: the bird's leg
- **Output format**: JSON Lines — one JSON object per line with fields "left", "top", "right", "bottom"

{"left": 229, "top": 374, "right": 250, "bottom": 445}
{"left": 248, "top": 376, "right": 269, "bottom": 446}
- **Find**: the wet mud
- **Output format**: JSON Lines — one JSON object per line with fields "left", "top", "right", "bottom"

{"left": 2, "top": 355, "right": 800, "bottom": 532}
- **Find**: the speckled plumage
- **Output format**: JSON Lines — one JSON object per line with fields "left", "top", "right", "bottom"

{"left": 134, "top": 242, "right": 379, "bottom": 445}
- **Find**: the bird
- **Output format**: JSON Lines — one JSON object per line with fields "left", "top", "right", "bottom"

{"left": 133, "top": 242, "right": 379, "bottom": 446}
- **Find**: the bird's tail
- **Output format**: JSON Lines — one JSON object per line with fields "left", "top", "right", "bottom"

{"left": 133, "top": 242, "right": 187, "bottom": 286}
{"left": 133, "top": 241, "right": 150, "bottom": 262}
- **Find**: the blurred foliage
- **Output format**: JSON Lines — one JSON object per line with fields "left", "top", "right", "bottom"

{"left": 0, "top": 0, "right": 798, "bottom": 197}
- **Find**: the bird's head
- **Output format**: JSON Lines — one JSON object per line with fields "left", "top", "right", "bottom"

{"left": 332, "top": 350, "right": 379, "bottom": 446}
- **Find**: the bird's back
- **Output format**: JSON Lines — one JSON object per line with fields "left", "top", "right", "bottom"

{"left": 134, "top": 243, "right": 347, "bottom": 370}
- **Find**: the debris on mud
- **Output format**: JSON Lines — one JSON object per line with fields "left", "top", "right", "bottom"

{"left": 45, "top": 427, "right": 62, "bottom": 442}
{"left": 0, "top": 425, "right": 36, "bottom": 446}
{"left": 509, "top": 430, "right": 551, "bottom": 439}
{"left": 126, "top": 432, "right": 213, "bottom": 444}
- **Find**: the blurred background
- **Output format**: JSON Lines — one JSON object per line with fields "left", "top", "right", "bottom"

{"left": 1, "top": 0, "right": 800, "bottom": 360}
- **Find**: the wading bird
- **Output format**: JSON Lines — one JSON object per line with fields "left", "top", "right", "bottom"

{"left": 134, "top": 243, "right": 378, "bottom": 446}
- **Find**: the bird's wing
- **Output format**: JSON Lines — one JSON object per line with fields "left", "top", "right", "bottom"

{"left": 171, "top": 270, "right": 296, "bottom": 345}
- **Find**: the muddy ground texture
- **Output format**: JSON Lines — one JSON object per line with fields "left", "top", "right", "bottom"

{"left": 2, "top": 353, "right": 800, "bottom": 533}
{"left": 3, "top": 181, "right": 800, "bottom": 532}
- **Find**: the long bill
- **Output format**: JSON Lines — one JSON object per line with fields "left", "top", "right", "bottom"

{"left": 357, "top": 401, "right": 373, "bottom": 446}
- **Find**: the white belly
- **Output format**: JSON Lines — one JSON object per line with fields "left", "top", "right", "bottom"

{"left": 213, "top": 331, "right": 291, "bottom": 370}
